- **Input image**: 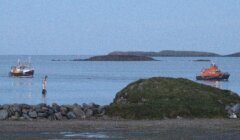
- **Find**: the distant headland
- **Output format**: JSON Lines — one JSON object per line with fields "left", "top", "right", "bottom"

{"left": 108, "top": 50, "right": 240, "bottom": 57}
{"left": 224, "top": 52, "right": 240, "bottom": 57}
{"left": 52, "top": 50, "right": 240, "bottom": 62}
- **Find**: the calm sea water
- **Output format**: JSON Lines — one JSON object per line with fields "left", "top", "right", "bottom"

{"left": 0, "top": 55, "right": 239, "bottom": 105}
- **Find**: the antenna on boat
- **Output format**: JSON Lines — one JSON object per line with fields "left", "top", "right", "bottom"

{"left": 28, "top": 57, "right": 32, "bottom": 66}
{"left": 210, "top": 61, "right": 215, "bottom": 66}
{"left": 17, "top": 59, "right": 20, "bottom": 65}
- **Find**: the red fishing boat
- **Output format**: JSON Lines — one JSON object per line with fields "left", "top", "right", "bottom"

{"left": 196, "top": 63, "right": 230, "bottom": 80}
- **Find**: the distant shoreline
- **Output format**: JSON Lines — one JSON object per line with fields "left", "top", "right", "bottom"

{"left": 50, "top": 50, "right": 239, "bottom": 62}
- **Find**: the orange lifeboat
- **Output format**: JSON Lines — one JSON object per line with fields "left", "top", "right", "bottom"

{"left": 196, "top": 64, "right": 230, "bottom": 80}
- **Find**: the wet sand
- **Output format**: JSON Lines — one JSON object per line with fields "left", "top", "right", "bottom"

{"left": 0, "top": 119, "right": 240, "bottom": 140}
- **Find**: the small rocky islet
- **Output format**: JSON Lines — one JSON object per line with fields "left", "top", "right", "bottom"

{"left": 51, "top": 54, "right": 156, "bottom": 61}
{"left": 73, "top": 54, "right": 156, "bottom": 61}
{"left": 192, "top": 59, "right": 211, "bottom": 62}
{"left": 1, "top": 77, "right": 240, "bottom": 121}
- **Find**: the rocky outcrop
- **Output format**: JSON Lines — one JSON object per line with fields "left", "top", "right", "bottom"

{"left": 0, "top": 103, "right": 108, "bottom": 121}
{"left": 107, "top": 77, "right": 240, "bottom": 119}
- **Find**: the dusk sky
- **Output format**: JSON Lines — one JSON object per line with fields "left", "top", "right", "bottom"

{"left": 0, "top": 0, "right": 240, "bottom": 55}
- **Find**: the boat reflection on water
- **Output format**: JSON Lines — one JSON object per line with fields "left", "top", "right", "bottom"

{"left": 11, "top": 78, "right": 33, "bottom": 87}
{"left": 10, "top": 77, "right": 48, "bottom": 104}
{"left": 11, "top": 78, "right": 34, "bottom": 102}
{"left": 199, "top": 80, "right": 222, "bottom": 89}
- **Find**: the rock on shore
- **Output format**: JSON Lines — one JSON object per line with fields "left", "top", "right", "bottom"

{"left": 0, "top": 103, "right": 108, "bottom": 121}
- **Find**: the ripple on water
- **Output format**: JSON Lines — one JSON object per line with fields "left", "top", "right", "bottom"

{"left": 63, "top": 132, "right": 110, "bottom": 139}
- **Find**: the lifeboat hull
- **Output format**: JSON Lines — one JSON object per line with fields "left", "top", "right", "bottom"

{"left": 196, "top": 73, "right": 230, "bottom": 81}
{"left": 10, "top": 70, "right": 34, "bottom": 77}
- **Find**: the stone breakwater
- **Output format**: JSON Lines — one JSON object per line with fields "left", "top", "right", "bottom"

{"left": 0, "top": 102, "right": 240, "bottom": 121}
{"left": 0, "top": 103, "right": 108, "bottom": 121}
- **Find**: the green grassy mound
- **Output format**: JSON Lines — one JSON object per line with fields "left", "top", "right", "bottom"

{"left": 107, "top": 77, "right": 240, "bottom": 119}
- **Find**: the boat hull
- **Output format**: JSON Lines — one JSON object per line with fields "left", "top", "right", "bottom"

{"left": 196, "top": 73, "right": 230, "bottom": 81}
{"left": 10, "top": 70, "right": 34, "bottom": 77}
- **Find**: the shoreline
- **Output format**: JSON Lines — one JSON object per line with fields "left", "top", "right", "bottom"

{"left": 1, "top": 77, "right": 240, "bottom": 139}
{"left": 0, "top": 119, "right": 239, "bottom": 139}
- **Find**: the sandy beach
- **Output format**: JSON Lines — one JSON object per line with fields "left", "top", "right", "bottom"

{"left": 0, "top": 119, "right": 240, "bottom": 139}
